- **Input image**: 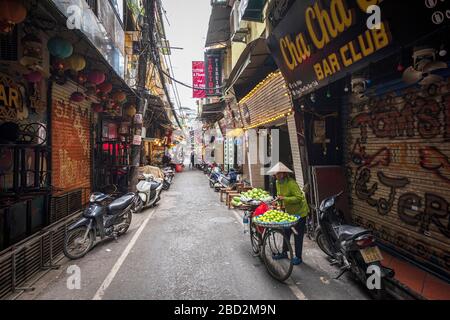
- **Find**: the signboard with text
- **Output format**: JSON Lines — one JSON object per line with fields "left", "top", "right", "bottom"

{"left": 267, "top": 0, "right": 446, "bottom": 100}
{"left": 192, "top": 61, "right": 206, "bottom": 98}
{"left": 205, "top": 52, "right": 222, "bottom": 97}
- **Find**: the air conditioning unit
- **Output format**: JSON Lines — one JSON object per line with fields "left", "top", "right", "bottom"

{"left": 230, "top": 1, "right": 248, "bottom": 43}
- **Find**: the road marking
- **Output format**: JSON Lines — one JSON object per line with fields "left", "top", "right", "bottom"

{"left": 93, "top": 208, "right": 156, "bottom": 300}
{"left": 231, "top": 208, "right": 308, "bottom": 301}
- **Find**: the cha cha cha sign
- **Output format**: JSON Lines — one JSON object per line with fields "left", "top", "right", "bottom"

{"left": 267, "top": 0, "right": 435, "bottom": 99}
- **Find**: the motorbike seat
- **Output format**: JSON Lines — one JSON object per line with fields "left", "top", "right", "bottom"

{"left": 336, "top": 225, "right": 371, "bottom": 242}
{"left": 108, "top": 193, "right": 135, "bottom": 213}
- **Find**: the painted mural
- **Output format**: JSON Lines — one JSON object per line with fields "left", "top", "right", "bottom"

{"left": 346, "top": 78, "right": 450, "bottom": 276}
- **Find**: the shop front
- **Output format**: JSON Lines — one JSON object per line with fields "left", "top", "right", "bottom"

{"left": 267, "top": 0, "right": 450, "bottom": 296}
{"left": 0, "top": 16, "right": 51, "bottom": 250}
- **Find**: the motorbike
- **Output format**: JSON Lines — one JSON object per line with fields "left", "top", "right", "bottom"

{"left": 134, "top": 173, "right": 163, "bottom": 213}
{"left": 315, "top": 192, "right": 395, "bottom": 299}
{"left": 208, "top": 166, "right": 222, "bottom": 188}
{"left": 162, "top": 166, "right": 174, "bottom": 190}
{"left": 63, "top": 191, "right": 137, "bottom": 259}
{"left": 213, "top": 169, "right": 238, "bottom": 191}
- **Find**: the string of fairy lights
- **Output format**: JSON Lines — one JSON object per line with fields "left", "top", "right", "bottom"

{"left": 237, "top": 70, "right": 294, "bottom": 131}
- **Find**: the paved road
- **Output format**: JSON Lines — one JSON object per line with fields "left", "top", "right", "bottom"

{"left": 18, "top": 170, "right": 370, "bottom": 300}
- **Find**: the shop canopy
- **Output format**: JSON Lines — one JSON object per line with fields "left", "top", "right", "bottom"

{"left": 199, "top": 101, "right": 225, "bottom": 125}
{"left": 225, "top": 37, "right": 278, "bottom": 101}
{"left": 205, "top": 5, "right": 231, "bottom": 48}
{"left": 240, "top": 0, "right": 267, "bottom": 22}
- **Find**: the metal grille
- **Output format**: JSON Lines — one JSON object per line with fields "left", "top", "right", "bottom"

{"left": 50, "top": 189, "right": 82, "bottom": 224}
{"left": 0, "top": 27, "right": 18, "bottom": 61}
{"left": 0, "top": 212, "right": 79, "bottom": 299}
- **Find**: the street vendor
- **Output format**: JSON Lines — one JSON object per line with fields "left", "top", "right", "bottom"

{"left": 268, "top": 162, "right": 309, "bottom": 265}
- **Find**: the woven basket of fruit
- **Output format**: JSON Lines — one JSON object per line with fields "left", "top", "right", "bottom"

{"left": 253, "top": 210, "right": 300, "bottom": 229}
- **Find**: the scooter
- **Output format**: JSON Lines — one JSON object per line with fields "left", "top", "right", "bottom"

{"left": 134, "top": 173, "right": 163, "bottom": 213}
{"left": 209, "top": 167, "right": 221, "bottom": 188}
{"left": 315, "top": 192, "right": 395, "bottom": 299}
{"left": 63, "top": 191, "right": 137, "bottom": 259}
{"left": 162, "top": 166, "right": 174, "bottom": 190}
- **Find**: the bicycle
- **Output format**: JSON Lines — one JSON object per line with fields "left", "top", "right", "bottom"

{"left": 239, "top": 200, "right": 300, "bottom": 282}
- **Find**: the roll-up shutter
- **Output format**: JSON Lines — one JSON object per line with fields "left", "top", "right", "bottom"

{"left": 239, "top": 71, "right": 292, "bottom": 128}
{"left": 345, "top": 78, "right": 450, "bottom": 277}
{"left": 51, "top": 81, "right": 93, "bottom": 203}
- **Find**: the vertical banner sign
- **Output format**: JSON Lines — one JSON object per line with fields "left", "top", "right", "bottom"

{"left": 192, "top": 61, "right": 206, "bottom": 98}
{"left": 205, "top": 51, "right": 222, "bottom": 96}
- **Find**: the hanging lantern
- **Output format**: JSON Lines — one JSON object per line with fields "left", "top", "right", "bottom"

{"left": 124, "top": 104, "right": 137, "bottom": 117}
{"left": 87, "top": 70, "right": 106, "bottom": 85}
{"left": 97, "top": 82, "right": 113, "bottom": 94}
{"left": 0, "top": 0, "right": 27, "bottom": 34}
{"left": 113, "top": 91, "right": 127, "bottom": 103}
{"left": 70, "top": 92, "right": 85, "bottom": 103}
{"left": 20, "top": 33, "right": 43, "bottom": 69}
{"left": 91, "top": 103, "right": 103, "bottom": 113}
{"left": 24, "top": 70, "right": 43, "bottom": 83}
{"left": 65, "top": 54, "right": 86, "bottom": 72}
{"left": 47, "top": 37, "right": 73, "bottom": 59}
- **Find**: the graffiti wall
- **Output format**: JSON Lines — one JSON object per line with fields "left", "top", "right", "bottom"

{"left": 51, "top": 81, "right": 92, "bottom": 200}
{"left": 346, "top": 78, "right": 450, "bottom": 277}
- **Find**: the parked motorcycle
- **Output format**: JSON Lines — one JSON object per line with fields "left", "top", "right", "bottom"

{"left": 315, "top": 192, "right": 395, "bottom": 299}
{"left": 63, "top": 191, "right": 137, "bottom": 259}
{"left": 134, "top": 173, "right": 163, "bottom": 213}
{"left": 213, "top": 169, "right": 237, "bottom": 191}
{"left": 209, "top": 166, "right": 222, "bottom": 188}
{"left": 162, "top": 166, "right": 174, "bottom": 190}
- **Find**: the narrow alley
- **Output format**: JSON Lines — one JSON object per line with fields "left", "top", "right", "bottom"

{"left": 18, "top": 170, "right": 369, "bottom": 300}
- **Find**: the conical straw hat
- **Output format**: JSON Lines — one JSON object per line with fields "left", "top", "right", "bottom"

{"left": 267, "top": 162, "right": 293, "bottom": 175}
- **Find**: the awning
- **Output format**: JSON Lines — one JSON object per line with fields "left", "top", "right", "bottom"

{"left": 225, "top": 37, "right": 277, "bottom": 101}
{"left": 200, "top": 101, "right": 226, "bottom": 124}
{"left": 240, "top": 0, "right": 267, "bottom": 22}
{"left": 205, "top": 6, "right": 231, "bottom": 48}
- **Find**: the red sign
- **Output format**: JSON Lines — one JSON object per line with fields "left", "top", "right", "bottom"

{"left": 192, "top": 61, "right": 206, "bottom": 98}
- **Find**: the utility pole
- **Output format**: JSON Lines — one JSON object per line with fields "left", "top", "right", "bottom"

{"left": 130, "top": 0, "right": 153, "bottom": 191}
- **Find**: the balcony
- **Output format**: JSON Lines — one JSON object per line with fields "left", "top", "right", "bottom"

{"left": 50, "top": 0, "right": 125, "bottom": 79}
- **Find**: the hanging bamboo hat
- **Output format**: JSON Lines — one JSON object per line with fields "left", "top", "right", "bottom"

{"left": 267, "top": 162, "right": 293, "bottom": 175}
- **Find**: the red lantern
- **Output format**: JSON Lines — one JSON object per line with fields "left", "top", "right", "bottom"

{"left": 24, "top": 71, "right": 43, "bottom": 83}
{"left": 70, "top": 92, "right": 85, "bottom": 103}
{"left": 91, "top": 103, "right": 103, "bottom": 113}
{"left": 113, "top": 91, "right": 127, "bottom": 103}
{"left": 87, "top": 70, "right": 106, "bottom": 85}
{"left": 0, "top": 0, "right": 27, "bottom": 33}
{"left": 98, "top": 82, "right": 113, "bottom": 94}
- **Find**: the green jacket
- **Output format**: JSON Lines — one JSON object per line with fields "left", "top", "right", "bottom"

{"left": 276, "top": 177, "right": 309, "bottom": 218}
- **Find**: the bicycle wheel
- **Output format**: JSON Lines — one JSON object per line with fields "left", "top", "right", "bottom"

{"left": 249, "top": 221, "right": 262, "bottom": 255}
{"left": 261, "top": 229, "right": 293, "bottom": 282}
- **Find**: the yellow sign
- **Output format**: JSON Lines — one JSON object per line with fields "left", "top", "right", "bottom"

{"left": 0, "top": 73, "right": 26, "bottom": 120}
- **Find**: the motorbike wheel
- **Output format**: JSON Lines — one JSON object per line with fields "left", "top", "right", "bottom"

{"left": 63, "top": 226, "right": 95, "bottom": 260}
{"left": 316, "top": 230, "right": 334, "bottom": 258}
{"left": 117, "top": 210, "right": 132, "bottom": 236}
{"left": 133, "top": 197, "right": 144, "bottom": 214}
